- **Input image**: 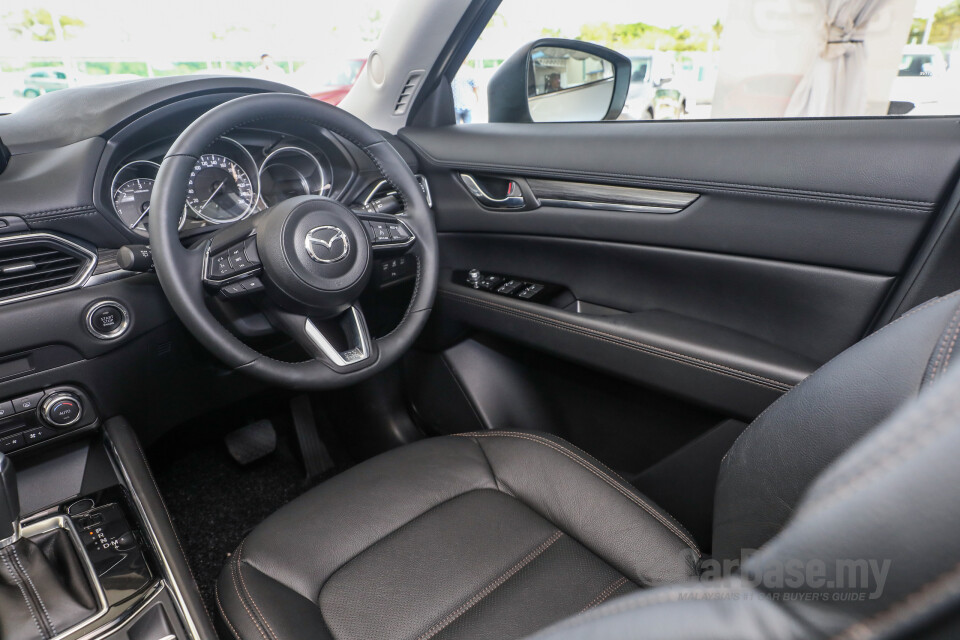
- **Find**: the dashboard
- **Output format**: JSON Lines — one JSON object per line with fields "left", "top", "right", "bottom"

{"left": 0, "top": 75, "right": 423, "bottom": 444}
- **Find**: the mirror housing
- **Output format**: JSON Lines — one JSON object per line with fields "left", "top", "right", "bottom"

{"left": 487, "top": 38, "right": 631, "bottom": 123}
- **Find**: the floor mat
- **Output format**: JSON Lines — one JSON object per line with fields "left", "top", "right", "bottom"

{"left": 148, "top": 399, "right": 343, "bottom": 617}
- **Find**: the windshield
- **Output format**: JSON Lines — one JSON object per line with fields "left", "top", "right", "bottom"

{"left": 0, "top": 1, "right": 394, "bottom": 113}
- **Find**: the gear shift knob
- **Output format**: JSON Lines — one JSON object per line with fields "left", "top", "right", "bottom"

{"left": 0, "top": 451, "right": 20, "bottom": 545}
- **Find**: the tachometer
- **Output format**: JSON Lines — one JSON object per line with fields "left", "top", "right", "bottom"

{"left": 111, "top": 160, "right": 184, "bottom": 235}
{"left": 114, "top": 177, "right": 155, "bottom": 230}
{"left": 186, "top": 153, "right": 256, "bottom": 223}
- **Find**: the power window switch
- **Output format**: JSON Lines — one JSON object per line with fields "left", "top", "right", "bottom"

{"left": 517, "top": 284, "right": 545, "bottom": 299}
{"left": 496, "top": 280, "right": 523, "bottom": 295}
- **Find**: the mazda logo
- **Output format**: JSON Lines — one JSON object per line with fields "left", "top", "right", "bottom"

{"left": 304, "top": 226, "right": 350, "bottom": 264}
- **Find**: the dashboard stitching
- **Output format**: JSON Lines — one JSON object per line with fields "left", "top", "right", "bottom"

{"left": 19, "top": 204, "right": 97, "bottom": 218}
{"left": 28, "top": 210, "right": 98, "bottom": 222}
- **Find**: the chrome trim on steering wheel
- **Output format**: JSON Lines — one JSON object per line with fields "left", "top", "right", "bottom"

{"left": 303, "top": 306, "right": 371, "bottom": 367}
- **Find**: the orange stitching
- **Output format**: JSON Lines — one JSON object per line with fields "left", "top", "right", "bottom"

{"left": 934, "top": 311, "right": 960, "bottom": 381}
{"left": 215, "top": 581, "right": 245, "bottom": 640}
{"left": 238, "top": 541, "right": 281, "bottom": 640}
{"left": 927, "top": 306, "right": 960, "bottom": 382}
{"left": 459, "top": 432, "right": 700, "bottom": 555}
{"left": 231, "top": 554, "right": 269, "bottom": 640}
{"left": 416, "top": 531, "right": 564, "bottom": 640}
{"left": 833, "top": 560, "right": 960, "bottom": 640}
{"left": 581, "top": 576, "right": 629, "bottom": 613}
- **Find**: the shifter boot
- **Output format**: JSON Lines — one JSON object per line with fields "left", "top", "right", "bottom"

{"left": 0, "top": 529, "right": 98, "bottom": 640}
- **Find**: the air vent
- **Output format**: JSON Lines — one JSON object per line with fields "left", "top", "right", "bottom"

{"left": 0, "top": 234, "right": 96, "bottom": 305}
{"left": 393, "top": 70, "right": 424, "bottom": 115}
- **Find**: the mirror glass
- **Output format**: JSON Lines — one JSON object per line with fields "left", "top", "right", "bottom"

{"left": 526, "top": 46, "right": 615, "bottom": 122}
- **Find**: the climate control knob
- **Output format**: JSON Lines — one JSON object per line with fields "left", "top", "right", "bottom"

{"left": 40, "top": 393, "right": 83, "bottom": 428}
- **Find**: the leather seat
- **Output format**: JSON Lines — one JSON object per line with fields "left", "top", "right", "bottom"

{"left": 217, "top": 290, "right": 960, "bottom": 640}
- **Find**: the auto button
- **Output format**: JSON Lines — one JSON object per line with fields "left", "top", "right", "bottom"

{"left": 40, "top": 393, "right": 83, "bottom": 428}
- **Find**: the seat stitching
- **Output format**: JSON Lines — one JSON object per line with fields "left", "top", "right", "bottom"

{"left": 415, "top": 530, "right": 564, "bottom": 640}
{"left": 230, "top": 553, "right": 270, "bottom": 640}
{"left": 931, "top": 306, "right": 960, "bottom": 381}
{"left": 237, "top": 541, "right": 281, "bottom": 640}
{"left": 832, "top": 559, "right": 960, "bottom": 640}
{"left": 1, "top": 547, "right": 46, "bottom": 639}
{"left": 766, "top": 389, "right": 960, "bottom": 541}
{"left": 456, "top": 432, "right": 700, "bottom": 555}
{"left": 441, "top": 290, "right": 791, "bottom": 390}
{"left": 215, "top": 581, "right": 245, "bottom": 640}
{"left": 314, "top": 489, "right": 507, "bottom": 603}
{"left": 580, "top": 576, "right": 630, "bottom": 613}
{"left": 462, "top": 432, "right": 699, "bottom": 553}
{"left": 12, "top": 544, "right": 56, "bottom": 634}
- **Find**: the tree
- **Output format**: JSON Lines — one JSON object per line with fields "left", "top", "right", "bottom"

{"left": 577, "top": 21, "right": 720, "bottom": 52}
{"left": 3, "top": 8, "right": 84, "bottom": 41}
{"left": 929, "top": 1, "right": 960, "bottom": 46}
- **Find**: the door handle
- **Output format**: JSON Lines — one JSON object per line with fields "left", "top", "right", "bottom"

{"left": 459, "top": 174, "right": 526, "bottom": 209}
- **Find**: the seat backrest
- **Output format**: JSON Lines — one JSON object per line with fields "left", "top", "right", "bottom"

{"left": 712, "top": 291, "right": 960, "bottom": 563}
{"left": 532, "top": 313, "right": 960, "bottom": 640}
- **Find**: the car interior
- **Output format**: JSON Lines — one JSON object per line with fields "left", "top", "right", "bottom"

{"left": 1, "top": 1, "right": 960, "bottom": 639}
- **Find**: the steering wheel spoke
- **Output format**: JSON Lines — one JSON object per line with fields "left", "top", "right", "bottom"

{"left": 356, "top": 212, "right": 416, "bottom": 254}
{"left": 201, "top": 229, "right": 263, "bottom": 293}
{"left": 266, "top": 304, "right": 376, "bottom": 370}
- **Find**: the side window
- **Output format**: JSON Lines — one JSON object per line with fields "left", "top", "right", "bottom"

{"left": 455, "top": 0, "right": 960, "bottom": 123}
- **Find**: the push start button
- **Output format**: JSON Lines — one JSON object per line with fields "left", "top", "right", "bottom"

{"left": 86, "top": 300, "right": 130, "bottom": 339}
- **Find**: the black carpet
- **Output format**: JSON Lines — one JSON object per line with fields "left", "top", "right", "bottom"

{"left": 148, "top": 399, "right": 343, "bottom": 616}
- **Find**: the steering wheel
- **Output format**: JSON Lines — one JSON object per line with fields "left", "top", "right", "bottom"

{"left": 150, "top": 93, "right": 437, "bottom": 389}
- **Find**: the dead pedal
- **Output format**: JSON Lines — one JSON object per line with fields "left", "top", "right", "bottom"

{"left": 224, "top": 419, "right": 277, "bottom": 465}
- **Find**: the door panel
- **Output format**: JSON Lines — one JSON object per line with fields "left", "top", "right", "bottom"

{"left": 399, "top": 116, "right": 960, "bottom": 466}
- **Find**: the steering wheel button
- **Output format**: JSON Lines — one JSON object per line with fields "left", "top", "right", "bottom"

{"left": 243, "top": 237, "right": 260, "bottom": 264}
{"left": 220, "top": 282, "right": 247, "bottom": 298}
{"left": 212, "top": 253, "right": 233, "bottom": 277}
{"left": 228, "top": 247, "right": 250, "bottom": 270}
{"left": 241, "top": 278, "right": 264, "bottom": 292}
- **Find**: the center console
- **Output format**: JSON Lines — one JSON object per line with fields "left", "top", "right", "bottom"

{"left": 0, "top": 417, "right": 213, "bottom": 640}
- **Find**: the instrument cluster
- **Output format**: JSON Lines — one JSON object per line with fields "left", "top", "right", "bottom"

{"left": 110, "top": 137, "right": 333, "bottom": 238}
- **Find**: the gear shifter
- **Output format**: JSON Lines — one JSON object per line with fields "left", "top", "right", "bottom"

{"left": 0, "top": 451, "right": 19, "bottom": 545}
{"left": 0, "top": 452, "right": 99, "bottom": 640}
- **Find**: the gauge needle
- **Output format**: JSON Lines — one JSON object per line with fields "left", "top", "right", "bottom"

{"left": 200, "top": 180, "right": 225, "bottom": 212}
{"left": 129, "top": 205, "right": 150, "bottom": 229}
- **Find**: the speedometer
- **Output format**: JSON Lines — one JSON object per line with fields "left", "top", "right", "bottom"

{"left": 186, "top": 153, "right": 256, "bottom": 223}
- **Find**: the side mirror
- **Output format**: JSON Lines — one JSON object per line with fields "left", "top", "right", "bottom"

{"left": 487, "top": 38, "right": 631, "bottom": 123}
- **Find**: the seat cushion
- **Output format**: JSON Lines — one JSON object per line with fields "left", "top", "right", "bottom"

{"left": 216, "top": 432, "right": 699, "bottom": 640}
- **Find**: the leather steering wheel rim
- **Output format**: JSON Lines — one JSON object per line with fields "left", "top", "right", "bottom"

{"left": 150, "top": 93, "right": 438, "bottom": 389}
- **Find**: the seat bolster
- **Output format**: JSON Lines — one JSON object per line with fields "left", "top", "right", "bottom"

{"left": 460, "top": 432, "right": 700, "bottom": 586}
{"left": 238, "top": 436, "right": 497, "bottom": 601}
{"left": 713, "top": 292, "right": 960, "bottom": 563}
{"left": 217, "top": 550, "right": 332, "bottom": 640}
